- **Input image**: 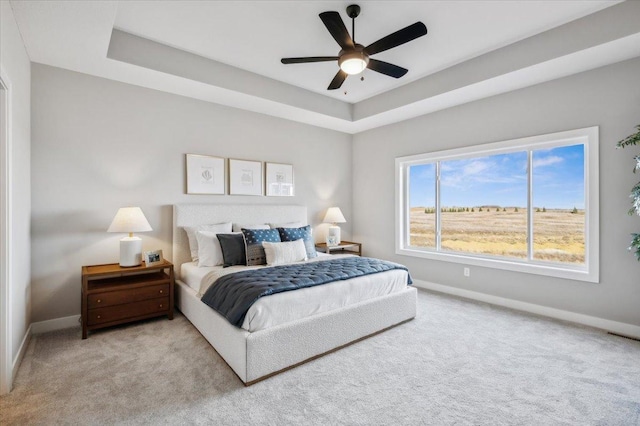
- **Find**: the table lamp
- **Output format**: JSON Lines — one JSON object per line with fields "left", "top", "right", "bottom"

{"left": 107, "top": 207, "right": 152, "bottom": 267}
{"left": 323, "top": 207, "right": 346, "bottom": 246}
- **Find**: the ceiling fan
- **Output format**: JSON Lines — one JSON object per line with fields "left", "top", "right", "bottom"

{"left": 281, "top": 4, "right": 427, "bottom": 90}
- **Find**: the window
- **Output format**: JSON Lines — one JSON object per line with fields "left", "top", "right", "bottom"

{"left": 396, "top": 127, "right": 599, "bottom": 282}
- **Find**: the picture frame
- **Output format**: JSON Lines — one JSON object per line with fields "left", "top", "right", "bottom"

{"left": 265, "top": 162, "right": 294, "bottom": 196}
{"left": 229, "top": 159, "right": 263, "bottom": 196}
{"left": 186, "top": 154, "right": 225, "bottom": 195}
{"left": 144, "top": 249, "right": 164, "bottom": 267}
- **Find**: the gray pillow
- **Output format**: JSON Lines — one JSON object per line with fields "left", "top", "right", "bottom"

{"left": 216, "top": 233, "right": 247, "bottom": 267}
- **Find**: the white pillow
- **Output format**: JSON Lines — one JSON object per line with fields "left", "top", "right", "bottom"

{"left": 196, "top": 231, "right": 227, "bottom": 267}
{"left": 232, "top": 223, "right": 270, "bottom": 232}
{"left": 268, "top": 221, "right": 305, "bottom": 229}
{"left": 184, "top": 222, "right": 232, "bottom": 261}
{"left": 262, "top": 239, "right": 308, "bottom": 266}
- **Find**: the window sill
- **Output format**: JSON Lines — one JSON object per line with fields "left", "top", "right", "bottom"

{"left": 396, "top": 247, "right": 598, "bottom": 283}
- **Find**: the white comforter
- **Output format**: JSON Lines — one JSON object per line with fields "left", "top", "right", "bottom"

{"left": 180, "top": 254, "right": 410, "bottom": 332}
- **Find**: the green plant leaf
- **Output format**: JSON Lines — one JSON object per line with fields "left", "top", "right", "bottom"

{"left": 617, "top": 124, "right": 640, "bottom": 149}
{"left": 631, "top": 182, "right": 640, "bottom": 216}
{"left": 619, "top": 124, "right": 640, "bottom": 260}
{"left": 630, "top": 233, "right": 640, "bottom": 261}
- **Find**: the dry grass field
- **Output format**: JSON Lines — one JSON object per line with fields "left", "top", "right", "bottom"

{"left": 410, "top": 207, "right": 585, "bottom": 264}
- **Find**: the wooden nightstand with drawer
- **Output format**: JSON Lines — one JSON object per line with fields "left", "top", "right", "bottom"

{"left": 81, "top": 260, "right": 174, "bottom": 339}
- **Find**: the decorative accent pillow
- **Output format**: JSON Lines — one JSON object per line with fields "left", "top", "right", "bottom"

{"left": 277, "top": 225, "right": 317, "bottom": 259}
{"left": 242, "top": 228, "right": 281, "bottom": 266}
{"left": 268, "top": 221, "right": 305, "bottom": 229}
{"left": 232, "top": 223, "right": 269, "bottom": 232}
{"left": 262, "top": 240, "right": 308, "bottom": 266}
{"left": 184, "top": 222, "right": 232, "bottom": 261}
{"left": 195, "top": 231, "right": 227, "bottom": 267}
{"left": 216, "top": 233, "right": 247, "bottom": 267}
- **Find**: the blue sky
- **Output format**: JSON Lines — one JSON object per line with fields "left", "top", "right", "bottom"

{"left": 409, "top": 144, "right": 585, "bottom": 209}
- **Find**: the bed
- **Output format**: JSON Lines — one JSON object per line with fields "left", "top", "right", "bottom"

{"left": 172, "top": 204, "right": 417, "bottom": 385}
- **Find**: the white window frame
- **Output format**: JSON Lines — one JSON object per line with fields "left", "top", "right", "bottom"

{"left": 0, "top": 69, "right": 12, "bottom": 394}
{"left": 395, "top": 126, "right": 599, "bottom": 283}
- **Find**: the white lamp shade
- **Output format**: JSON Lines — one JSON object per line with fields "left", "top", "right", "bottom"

{"left": 107, "top": 207, "right": 152, "bottom": 233}
{"left": 323, "top": 207, "right": 346, "bottom": 224}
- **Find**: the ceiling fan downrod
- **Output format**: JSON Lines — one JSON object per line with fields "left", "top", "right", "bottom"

{"left": 347, "top": 4, "right": 361, "bottom": 44}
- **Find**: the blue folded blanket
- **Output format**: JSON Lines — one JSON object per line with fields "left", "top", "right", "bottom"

{"left": 201, "top": 257, "right": 412, "bottom": 327}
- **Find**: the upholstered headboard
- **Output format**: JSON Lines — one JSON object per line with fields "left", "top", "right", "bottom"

{"left": 172, "top": 204, "right": 307, "bottom": 279}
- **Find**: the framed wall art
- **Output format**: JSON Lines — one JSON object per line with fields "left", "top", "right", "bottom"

{"left": 265, "top": 162, "right": 294, "bottom": 196}
{"left": 229, "top": 159, "right": 263, "bottom": 196}
{"left": 185, "top": 154, "right": 225, "bottom": 195}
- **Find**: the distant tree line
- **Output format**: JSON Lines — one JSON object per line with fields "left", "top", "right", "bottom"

{"left": 423, "top": 206, "right": 582, "bottom": 214}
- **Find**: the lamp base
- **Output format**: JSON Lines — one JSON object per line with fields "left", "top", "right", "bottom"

{"left": 119, "top": 236, "right": 142, "bottom": 267}
{"left": 327, "top": 225, "right": 341, "bottom": 246}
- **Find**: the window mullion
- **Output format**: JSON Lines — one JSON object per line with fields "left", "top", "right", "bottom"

{"left": 527, "top": 151, "right": 533, "bottom": 260}
{"left": 436, "top": 161, "right": 441, "bottom": 252}
{"left": 403, "top": 164, "right": 409, "bottom": 249}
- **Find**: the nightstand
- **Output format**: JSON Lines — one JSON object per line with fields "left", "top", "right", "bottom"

{"left": 81, "top": 260, "right": 174, "bottom": 339}
{"left": 316, "top": 241, "right": 362, "bottom": 256}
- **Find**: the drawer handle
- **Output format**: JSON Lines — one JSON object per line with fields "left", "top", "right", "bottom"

{"left": 97, "top": 315, "right": 101, "bottom": 319}
{"left": 159, "top": 290, "right": 163, "bottom": 294}
{"left": 159, "top": 304, "right": 163, "bottom": 308}
{"left": 96, "top": 299, "right": 101, "bottom": 303}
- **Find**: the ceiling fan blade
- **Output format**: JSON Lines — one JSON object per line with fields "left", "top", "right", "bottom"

{"left": 328, "top": 70, "right": 348, "bottom": 90}
{"left": 281, "top": 57, "right": 338, "bottom": 64}
{"left": 319, "top": 11, "right": 354, "bottom": 50}
{"left": 367, "top": 59, "right": 408, "bottom": 78}
{"left": 364, "top": 22, "right": 427, "bottom": 56}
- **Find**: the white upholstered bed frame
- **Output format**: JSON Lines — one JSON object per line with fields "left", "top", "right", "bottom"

{"left": 172, "top": 204, "right": 417, "bottom": 385}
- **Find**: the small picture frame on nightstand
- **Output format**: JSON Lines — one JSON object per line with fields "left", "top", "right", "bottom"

{"left": 144, "top": 250, "right": 164, "bottom": 267}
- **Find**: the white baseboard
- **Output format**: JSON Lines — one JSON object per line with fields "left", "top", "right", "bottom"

{"left": 413, "top": 280, "right": 640, "bottom": 340}
{"left": 22, "top": 283, "right": 640, "bottom": 341}
{"left": 8, "top": 316, "right": 80, "bottom": 387}
{"left": 12, "top": 325, "right": 31, "bottom": 384}
{"left": 31, "top": 315, "right": 80, "bottom": 334}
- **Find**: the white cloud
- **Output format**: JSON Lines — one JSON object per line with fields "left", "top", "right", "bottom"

{"left": 441, "top": 158, "right": 525, "bottom": 188}
{"left": 533, "top": 155, "right": 563, "bottom": 168}
{"left": 463, "top": 160, "right": 491, "bottom": 175}
{"left": 441, "top": 159, "right": 493, "bottom": 187}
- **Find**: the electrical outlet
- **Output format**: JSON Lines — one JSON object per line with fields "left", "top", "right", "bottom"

{"left": 463, "top": 267, "right": 470, "bottom": 277}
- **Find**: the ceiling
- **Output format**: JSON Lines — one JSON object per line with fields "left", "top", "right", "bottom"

{"left": 9, "top": 1, "right": 640, "bottom": 134}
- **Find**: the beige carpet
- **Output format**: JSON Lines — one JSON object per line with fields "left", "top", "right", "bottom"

{"left": 2, "top": 289, "right": 639, "bottom": 425}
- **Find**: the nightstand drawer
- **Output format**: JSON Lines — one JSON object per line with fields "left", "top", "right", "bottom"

{"left": 87, "top": 297, "right": 169, "bottom": 326}
{"left": 88, "top": 283, "right": 169, "bottom": 309}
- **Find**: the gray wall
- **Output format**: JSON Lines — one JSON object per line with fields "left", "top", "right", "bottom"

{"left": 353, "top": 57, "right": 640, "bottom": 327}
{"left": 1, "top": 1, "right": 32, "bottom": 362}
{"left": 27, "top": 49, "right": 640, "bottom": 327}
{"left": 31, "top": 64, "right": 352, "bottom": 323}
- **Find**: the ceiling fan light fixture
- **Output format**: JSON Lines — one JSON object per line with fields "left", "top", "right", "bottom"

{"left": 339, "top": 51, "right": 369, "bottom": 75}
